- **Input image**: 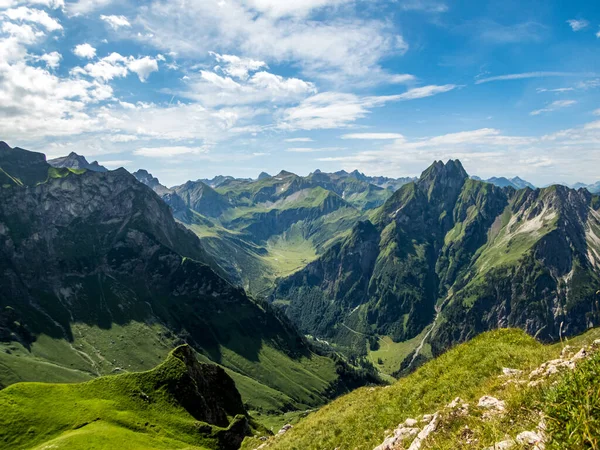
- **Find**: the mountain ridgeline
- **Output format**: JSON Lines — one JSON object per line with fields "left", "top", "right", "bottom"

{"left": 274, "top": 160, "right": 600, "bottom": 363}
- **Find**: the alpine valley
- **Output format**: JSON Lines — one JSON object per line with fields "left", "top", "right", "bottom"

{"left": 1, "top": 142, "right": 600, "bottom": 449}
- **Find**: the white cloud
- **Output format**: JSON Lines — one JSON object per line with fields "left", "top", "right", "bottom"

{"left": 387, "top": 74, "right": 417, "bottom": 84}
{"left": 1, "top": 21, "right": 44, "bottom": 47}
{"left": 567, "top": 19, "right": 589, "bottom": 31}
{"left": 37, "top": 51, "right": 61, "bottom": 69}
{"left": 476, "top": 72, "right": 590, "bottom": 84}
{"left": 67, "top": 0, "right": 115, "bottom": 15}
{"left": 127, "top": 56, "right": 158, "bottom": 82}
{"left": 0, "top": 0, "right": 64, "bottom": 8}
{"left": 73, "top": 52, "right": 159, "bottom": 82}
{"left": 285, "top": 137, "right": 313, "bottom": 142}
{"left": 341, "top": 133, "right": 405, "bottom": 140}
{"left": 594, "top": 109, "right": 600, "bottom": 116}
{"left": 210, "top": 52, "right": 267, "bottom": 80}
{"left": 530, "top": 100, "right": 577, "bottom": 116}
{"left": 73, "top": 43, "right": 96, "bottom": 59}
{"left": 2, "top": 7, "right": 62, "bottom": 32}
{"left": 100, "top": 14, "right": 131, "bottom": 29}
{"left": 133, "top": 146, "right": 208, "bottom": 158}
{"left": 182, "top": 60, "right": 317, "bottom": 107}
{"left": 135, "top": 0, "right": 407, "bottom": 83}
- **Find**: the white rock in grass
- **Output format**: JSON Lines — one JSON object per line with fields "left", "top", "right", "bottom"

{"left": 485, "top": 439, "right": 516, "bottom": 450}
{"left": 408, "top": 412, "right": 440, "bottom": 450}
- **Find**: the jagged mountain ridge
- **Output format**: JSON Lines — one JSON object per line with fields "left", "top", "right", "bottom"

{"left": 274, "top": 160, "right": 600, "bottom": 365}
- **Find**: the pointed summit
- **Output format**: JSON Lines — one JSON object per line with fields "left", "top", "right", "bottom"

{"left": 419, "top": 160, "right": 468, "bottom": 186}
{"left": 257, "top": 171, "right": 271, "bottom": 180}
{"left": 275, "top": 170, "right": 296, "bottom": 178}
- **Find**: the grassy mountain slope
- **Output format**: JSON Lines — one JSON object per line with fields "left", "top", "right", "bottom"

{"left": 0, "top": 345, "right": 253, "bottom": 450}
{"left": 247, "top": 327, "right": 600, "bottom": 450}
{"left": 0, "top": 143, "right": 373, "bottom": 422}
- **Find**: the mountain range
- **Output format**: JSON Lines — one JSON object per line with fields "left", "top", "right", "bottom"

{"left": 2, "top": 142, "right": 600, "bottom": 448}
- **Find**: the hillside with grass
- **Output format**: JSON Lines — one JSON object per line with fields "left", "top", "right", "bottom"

{"left": 0, "top": 345, "right": 254, "bottom": 450}
{"left": 246, "top": 327, "right": 600, "bottom": 450}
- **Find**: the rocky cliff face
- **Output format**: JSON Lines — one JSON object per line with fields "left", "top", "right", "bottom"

{"left": 431, "top": 185, "right": 600, "bottom": 355}
{"left": 275, "top": 160, "right": 600, "bottom": 360}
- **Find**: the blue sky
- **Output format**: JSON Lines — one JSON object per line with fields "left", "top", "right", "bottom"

{"left": 1, "top": 0, "right": 599, "bottom": 187}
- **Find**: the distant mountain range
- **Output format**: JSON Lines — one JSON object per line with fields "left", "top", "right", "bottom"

{"left": 472, "top": 175, "right": 536, "bottom": 190}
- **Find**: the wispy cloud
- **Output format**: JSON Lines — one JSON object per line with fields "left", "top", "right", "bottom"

{"left": 399, "top": 1, "right": 448, "bottom": 13}
{"left": 100, "top": 15, "right": 131, "bottom": 29}
{"left": 476, "top": 72, "right": 594, "bottom": 84}
{"left": 278, "top": 85, "right": 457, "bottom": 131}
{"left": 285, "top": 137, "right": 313, "bottom": 142}
{"left": 133, "top": 146, "right": 209, "bottom": 158}
{"left": 530, "top": 100, "right": 577, "bottom": 116}
{"left": 341, "top": 133, "right": 404, "bottom": 140}
{"left": 536, "top": 87, "right": 575, "bottom": 93}
{"left": 477, "top": 21, "right": 546, "bottom": 44}
{"left": 567, "top": 19, "right": 589, "bottom": 31}
{"left": 285, "top": 147, "right": 344, "bottom": 153}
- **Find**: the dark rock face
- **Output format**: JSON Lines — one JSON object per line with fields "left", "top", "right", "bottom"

{"left": 275, "top": 160, "right": 600, "bottom": 358}
{"left": 48, "top": 152, "right": 108, "bottom": 172}
{"left": 168, "top": 345, "right": 247, "bottom": 428}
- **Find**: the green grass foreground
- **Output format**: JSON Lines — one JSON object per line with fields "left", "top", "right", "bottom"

{"left": 247, "top": 327, "right": 600, "bottom": 450}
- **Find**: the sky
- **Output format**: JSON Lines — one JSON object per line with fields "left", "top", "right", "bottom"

{"left": 1, "top": 0, "right": 599, "bottom": 187}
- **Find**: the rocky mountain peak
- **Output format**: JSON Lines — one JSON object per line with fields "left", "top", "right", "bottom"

{"left": 48, "top": 152, "right": 108, "bottom": 172}
{"left": 276, "top": 170, "right": 296, "bottom": 178}
{"left": 418, "top": 159, "right": 468, "bottom": 200}
{"left": 257, "top": 171, "right": 272, "bottom": 180}
{"left": 133, "top": 169, "right": 160, "bottom": 189}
